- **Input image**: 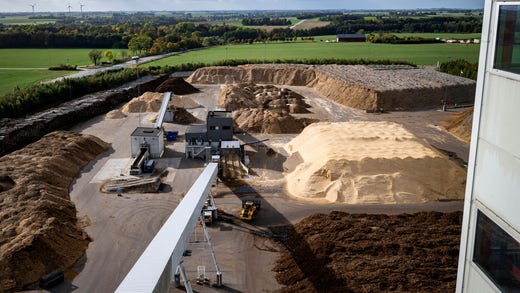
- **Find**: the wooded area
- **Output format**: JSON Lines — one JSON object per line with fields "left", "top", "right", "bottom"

{"left": 0, "top": 11, "right": 482, "bottom": 54}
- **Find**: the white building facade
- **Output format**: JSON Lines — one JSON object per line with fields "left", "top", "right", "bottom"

{"left": 457, "top": 1, "right": 520, "bottom": 292}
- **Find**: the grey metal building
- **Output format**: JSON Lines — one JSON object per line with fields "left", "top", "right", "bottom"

{"left": 131, "top": 127, "right": 164, "bottom": 159}
{"left": 185, "top": 110, "right": 234, "bottom": 160}
{"left": 206, "top": 111, "right": 233, "bottom": 142}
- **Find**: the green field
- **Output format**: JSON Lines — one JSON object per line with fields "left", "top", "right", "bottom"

{"left": 0, "top": 39, "right": 480, "bottom": 96}
{"left": 394, "top": 33, "right": 482, "bottom": 39}
{"left": 145, "top": 41, "right": 480, "bottom": 68}
{"left": 313, "top": 33, "right": 481, "bottom": 41}
{"left": 0, "top": 48, "right": 128, "bottom": 95}
{"left": 0, "top": 48, "right": 129, "bottom": 68}
{"left": 0, "top": 70, "right": 75, "bottom": 95}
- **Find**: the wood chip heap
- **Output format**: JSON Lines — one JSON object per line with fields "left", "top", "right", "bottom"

{"left": 442, "top": 107, "right": 474, "bottom": 143}
{"left": 122, "top": 92, "right": 200, "bottom": 113}
{"left": 217, "top": 83, "right": 315, "bottom": 134}
{"left": 0, "top": 131, "right": 109, "bottom": 291}
{"left": 283, "top": 121, "right": 467, "bottom": 204}
{"left": 188, "top": 64, "right": 476, "bottom": 111}
{"left": 274, "top": 211, "right": 462, "bottom": 292}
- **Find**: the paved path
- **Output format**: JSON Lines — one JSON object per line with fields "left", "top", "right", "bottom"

{"left": 48, "top": 52, "right": 178, "bottom": 82}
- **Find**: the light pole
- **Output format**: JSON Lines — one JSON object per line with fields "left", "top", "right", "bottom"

{"left": 132, "top": 55, "right": 141, "bottom": 126}
{"left": 132, "top": 55, "right": 140, "bottom": 96}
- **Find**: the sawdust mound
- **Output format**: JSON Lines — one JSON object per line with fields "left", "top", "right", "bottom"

{"left": 234, "top": 109, "right": 314, "bottom": 134}
{"left": 274, "top": 211, "right": 462, "bottom": 292}
{"left": 122, "top": 92, "right": 164, "bottom": 113}
{"left": 443, "top": 107, "right": 473, "bottom": 143}
{"left": 284, "top": 122, "right": 466, "bottom": 204}
{"left": 155, "top": 77, "right": 200, "bottom": 95}
{"left": 122, "top": 92, "right": 200, "bottom": 113}
{"left": 106, "top": 109, "right": 127, "bottom": 119}
{"left": 218, "top": 83, "right": 311, "bottom": 113}
{"left": 0, "top": 131, "right": 110, "bottom": 291}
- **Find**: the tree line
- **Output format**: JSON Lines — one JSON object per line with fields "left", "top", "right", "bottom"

{"left": 242, "top": 18, "right": 291, "bottom": 26}
{"left": 0, "top": 12, "right": 482, "bottom": 53}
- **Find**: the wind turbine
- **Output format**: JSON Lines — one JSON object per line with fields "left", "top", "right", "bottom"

{"left": 79, "top": 2, "right": 85, "bottom": 15}
{"left": 29, "top": 3, "right": 36, "bottom": 15}
{"left": 67, "top": 2, "right": 72, "bottom": 13}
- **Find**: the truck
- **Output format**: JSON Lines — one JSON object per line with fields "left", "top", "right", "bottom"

{"left": 239, "top": 198, "right": 261, "bottom": 221}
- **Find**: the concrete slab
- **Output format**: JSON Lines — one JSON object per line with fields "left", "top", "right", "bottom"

{"left": 90, "top": 158, "right": 132, "bottom": 183}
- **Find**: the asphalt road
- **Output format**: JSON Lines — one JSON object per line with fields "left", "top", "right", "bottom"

{"left": 48, "top": 52, "right": 178, "bottom": 83}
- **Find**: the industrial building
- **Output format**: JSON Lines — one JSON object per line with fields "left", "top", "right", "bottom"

{"left": 130, "top": 127, "right": 164, "bottom": 159}
{"left": 456, "top": 1, "right": 520, "bottom": 292}
{"left": 336, "top": 34, "right": 366, "bottom": 42}
{"left": 185, "top": 110, "right": 236, "bottom": 160}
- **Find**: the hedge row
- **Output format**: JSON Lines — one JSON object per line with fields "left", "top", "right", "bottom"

{"left": 1, "top": 58, "right": 416, "bottom": 119}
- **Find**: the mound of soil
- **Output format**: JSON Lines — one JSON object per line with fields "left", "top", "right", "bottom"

{"left": 284, "top": 122, "right": 467, "bottom": 204}
{"left": 172, "top": 107, "right": 197, "bottom": 125}
{"left": 274, "top": 211, "right": 462, "bottom": 293}
{"left": 155, "top": 77, "right": 200, "bottom": 95}
{"left": 234, "top": 108, "right": 315, "bottom": 134}
{"left": 0, "top": 131, "right": 110, "bottom": 291}
{"left": 218, "top": 83, "right": 311, "bottom": 113}
{"left": 443, "top": 107, "right": 473, "bottom": 143}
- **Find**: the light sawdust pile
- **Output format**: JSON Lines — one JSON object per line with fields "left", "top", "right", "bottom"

{"left": 234, "top": 108, "right": 314, "bottom": 134}
{"left": 218, "top": 83, "right": 311, "bottom": 113}
{"left": 284, "top": 122, "right": 466, "bottom": 204}
{"left": 122, "top": 92, "right": 164, "bottom": 113}
{"left": 122, "top": 92, "right": 200, "bottom": 113}
{"left": 106, "top": 109, "right": 127, "bottom": 119}
{"left": 0, "top": 131, "right": 110, "bottom": 291}
{"left": 443, "top": 107, "right": 473, "bottom": 143}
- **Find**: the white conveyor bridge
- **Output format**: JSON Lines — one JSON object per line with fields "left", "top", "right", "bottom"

{"left": 115, "top": 163, "right": 218, "bottom": 292}
{"left": 154, "top": 92, "right": 171, "bottom": 129}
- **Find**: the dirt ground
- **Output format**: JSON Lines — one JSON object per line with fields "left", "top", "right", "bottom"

{"left": 1, "top": 67, "right": 472, "bottom": 292}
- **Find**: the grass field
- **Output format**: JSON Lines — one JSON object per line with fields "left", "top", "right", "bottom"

{"left": 0, "top": 70, "right": 75, "bottom": 95}
{"left": 313, "top": 33, "right": 482, "bottom": 41}
{"left": 145, "top": 41, "right": 480, "bottom": 68}
{"left": 0, "top": 48, "right": 129, "bottom": 68}
{"left": 0, "top": 48, "right": 128, "bottom": 95}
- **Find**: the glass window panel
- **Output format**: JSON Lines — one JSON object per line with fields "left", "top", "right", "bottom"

{"left": 473, "top": 210, "right": 520, "bottom": 292}
{"left": 494, "top": 5, "right": 520, "bottom": 74}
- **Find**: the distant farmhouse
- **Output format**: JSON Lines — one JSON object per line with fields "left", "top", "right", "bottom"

{"left": 337, "top": 34, "right": 367, "bottom": 42}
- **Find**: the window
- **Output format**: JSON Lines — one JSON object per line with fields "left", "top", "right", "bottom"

{"left": 494, "top": 5, "right": 520, "bottom": 74}
{"left": 473, "top": 210, "right": 520, "bottom": 291}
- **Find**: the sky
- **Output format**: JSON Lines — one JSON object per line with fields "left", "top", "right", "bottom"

{"left": 2, "top": 0, "right": 485, "bottom": 13}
